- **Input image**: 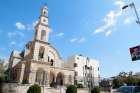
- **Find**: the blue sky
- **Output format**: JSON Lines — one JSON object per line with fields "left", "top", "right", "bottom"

{"left": 0, "top": 0, "right": 140, "bottom": 78}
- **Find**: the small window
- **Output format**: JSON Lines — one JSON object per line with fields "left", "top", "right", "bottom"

{"left": 43, "top": 11, "right": 46, "bottom": 15}
{"left": 77, "top": 57, "right": 79, "bottom": 60}
{"left": 85, "top": 65, "right": 87, "bottom": 69}
{"left": 43, "top": 19, "right": 46, "bottom": 22}
{"left": 74, "top": 63, "right": 77, "bottom": 67}
{"left": 74, "top": 80, "right": 77, "bottom": 85}
{"left": 75, "top": 71, "right": 78, "bottom": 76}
{"left": 90, "top": 66, "right": 92, "bottom": 70}
{"left": 48, "top": 56, "right": 50, "bottom": 62}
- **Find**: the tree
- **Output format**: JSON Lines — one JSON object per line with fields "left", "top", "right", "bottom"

{"left": 0, "top": 63, "right": 5, "bottom": 93}
{"left": 27, "top": 84, "right": 41, "bottom": 93}
{"left": 126, "top": 76, "right": 137, "bottom": 86}
{"left": 137, "top": 79, "right": 140, "bottom": 86}
{"left": 91, "top": 86, "right": 100, "bottom": 93}
{"left": 112, "top": 78, "right": 123, "bottom": 89}
{"left": 66, "top": 85, "right": 77, "bottom": 93}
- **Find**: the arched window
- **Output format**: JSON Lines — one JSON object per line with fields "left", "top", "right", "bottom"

{"left": 49, "top": 71, "right": 55, "bottom": 87}
{"left": 39, "top": 46, "right": 45, "bottom": 59}
{"left": 50, "top": 59, "right": 54, "bottom": 66}
{"left": 41, "top": 30, "right": 46, "bottom": 41}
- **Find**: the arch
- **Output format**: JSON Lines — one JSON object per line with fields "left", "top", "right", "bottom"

{"left": 35, "top": 68, "right": 47, "bottom": 85}
{"left": 56, "top": 72, "right": 64, "bottom": 86}
{"left": 41, "top": 30, "right": 46, "bottom": 41}
{"left": 49, "top": 71, "right": 55, "bottom": 87}
{"left": 48, "top": 50, "right": 55, "bottom": 61}
{"left": 48, "top": 45, "right": 61, "bottom": 59}
{"left": 38, "top": 46, "right": 45, "bottom": 59}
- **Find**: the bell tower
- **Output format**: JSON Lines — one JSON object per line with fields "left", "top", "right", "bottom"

{"left": 34, "top": 5, "right": 50, "bottom": 42}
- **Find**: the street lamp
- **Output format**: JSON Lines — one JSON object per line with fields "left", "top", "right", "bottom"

{"left": 122, "top": 2, "right": 140, "bottom": 26}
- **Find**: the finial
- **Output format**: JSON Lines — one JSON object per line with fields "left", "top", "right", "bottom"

{"left": 43, "top": 3, "right": 48, "bottom": 9}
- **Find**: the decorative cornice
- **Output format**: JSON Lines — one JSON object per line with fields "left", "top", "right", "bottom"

{"left": 34, "top": 39, "right": 50, "bottom": 45}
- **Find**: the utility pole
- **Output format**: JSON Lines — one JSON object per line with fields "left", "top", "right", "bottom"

{"left": 122, "top": 1, "right": 140, "bottom": 26}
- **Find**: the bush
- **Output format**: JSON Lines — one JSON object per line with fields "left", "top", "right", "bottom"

{"left": 137, "top": 80, "right": 140, "bottom": 86}
{"left": 27, "top": 84, "right": 41, "bottom": 93}
{"left": 22, "top": 79, "right": 28, "bottom": 84}
{"left": 77, "top": 84, "right": 84, "bottom": 88}
{"left": 0, "top": 76, "right": 5, "bottom": 93}
{"left": 91, "top": 86, "right": 100, "bottom": 93}
{"left": 66, "top": 85, "right": 77, "bottom": 93}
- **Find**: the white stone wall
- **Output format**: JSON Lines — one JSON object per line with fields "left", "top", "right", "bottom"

{"left": 2, "top": 83, "right": 89, "bottom": 93}
{"left": 2, "top": 83, "right": 30, "bottom": 93}
{"left": 67, "top": 55, "right": 100, "bottom": 86}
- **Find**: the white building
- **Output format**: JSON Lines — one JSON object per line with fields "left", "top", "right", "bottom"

{"left": 67, "top": 54, "right": 100, "bottom": 87}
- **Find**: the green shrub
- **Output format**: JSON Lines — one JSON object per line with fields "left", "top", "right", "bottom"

{"left": 66, "top": 85, "right": 77, "bottom": 93}
{"left": 22, "top": 79, "right": 28, "bottom": 84}
{"left": 27, "top": 84, "right": 41, "bottom": 93}
{"left": 77, "top": 84, "right": 84, "bottom": 88}
{"left": 0, "top": 76, "right": 5, "bottom": 93}
{"left": 91, "top": 86, "right": 100, "bottom": 93}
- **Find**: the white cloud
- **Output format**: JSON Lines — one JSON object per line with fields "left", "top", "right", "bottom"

{"left": 7, "top": 31, "right": 25, "bottom": 38}
{"left": 0, "top": 47, "right": 6, "bottom": 51}
{"left": 32, "top": 20, "right": 38, "bottom": 27}
{"left": 8, "top": 32, "right": 16, "bottom": 38}
{"left": 114, "top": 0, "right": 125, "bottom": 8}
{"left": 70, "top": 38, "right": 78, "bottom": 43}
{"left": 93, "top": 0, "right": 125, "bottom": 36}
{"left": 78, "top": 37, "right": 86, "bottom": 43}
{"left": 124, "top": 17, "right": 134, "bottom": 24}
{"left": 70, "top": 37, "right": 86, "bottom": 43}
{"left": 49, "top": 28, "right": 53, "bottom": 33}
{"left": 94, "top": 10, "right": 118, "bottom": 34}
{"left": 10, "top": 41, "right": 16, "bottom": 46}
{"left": 15, "top": 22, "right": 25, "bottom": 30}
{"left": 56, "top": 32, "right": 64, "bottom": 37}
{"left": 105, "top": 30, "right": 112, "bottom": 37}
{"left": 15, "top": 20, "right": 38, "bottom": 31}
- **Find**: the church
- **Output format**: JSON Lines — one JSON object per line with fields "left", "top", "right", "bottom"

{"left": 7, "top": 5, "right": 75, "bottom": 87}
{"left": 5, "top": 5, "right": 100, "bottom": 93}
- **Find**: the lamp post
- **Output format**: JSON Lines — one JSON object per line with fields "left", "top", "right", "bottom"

{"left": 122, "top": 1, "right": 140, "bottom": 26}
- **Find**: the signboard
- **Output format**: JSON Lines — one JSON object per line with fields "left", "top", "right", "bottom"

{"left": 129, "top": 45, "right": 140, "bottom": 61}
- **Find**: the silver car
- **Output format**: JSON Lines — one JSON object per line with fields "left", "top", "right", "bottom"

{"left": 115, "top": 86, "right": 140, "bottom": 93}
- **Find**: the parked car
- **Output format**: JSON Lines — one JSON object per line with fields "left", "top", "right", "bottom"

{"left": 114, "top": 86, "right": 140, "bottom": 93}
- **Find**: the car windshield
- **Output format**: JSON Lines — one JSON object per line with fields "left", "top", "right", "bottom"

{"left": 117, "top": 86, "right": 132, "bottom": 93}
{"left": 135, "top": 87, "right": 140, "bottom": 92}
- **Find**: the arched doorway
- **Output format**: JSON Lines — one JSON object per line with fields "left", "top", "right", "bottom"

{"left": 49, "top": 71, "right": 55, "bottom": 87}
{"left": 56, "top": 72, "right": 64, "bottom": 86}
{"left": 36, "top": 68, "right": 47, "bottom": 85}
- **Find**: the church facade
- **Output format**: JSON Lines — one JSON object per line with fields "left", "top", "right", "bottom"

{"left": 7, "top": 5, "right": 74, "bottom": 87}
{"left": 6, "top": 6, "right": 100, "bottom": 91}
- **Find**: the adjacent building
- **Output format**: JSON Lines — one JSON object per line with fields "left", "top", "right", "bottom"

{"left": 67, "top": 54, "right": 100, "bottom": 87}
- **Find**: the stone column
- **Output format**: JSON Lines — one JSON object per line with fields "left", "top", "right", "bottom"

{"left": 28, "top": 67, "right": 36, "bottom": 84}
{"left": 33, "top": 43, "right": 40, "bottom": 61}
{"left": 44, "top": 47, "right": 48, "bottom": 62}
{"left": 19, "top": 63, "right": 25, "bottom": 83}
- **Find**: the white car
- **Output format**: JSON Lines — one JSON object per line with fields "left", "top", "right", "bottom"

{"left": 114, "top": 86, "right": 140, "bottom": 93}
